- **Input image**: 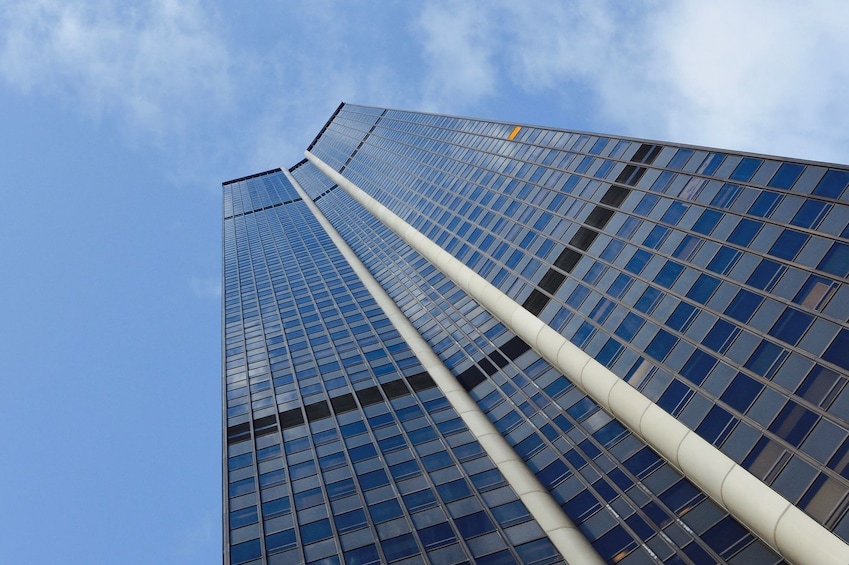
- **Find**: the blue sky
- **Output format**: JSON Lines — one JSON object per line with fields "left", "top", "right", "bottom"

{"left": 0, "top": 1, "right": 846, "bottom": 563}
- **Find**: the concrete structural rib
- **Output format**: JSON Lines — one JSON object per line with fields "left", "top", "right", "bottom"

{"left": 305, "top": 150, "right": 849, "bottom": 565}
{"left": 284, "top": 170, "right": 605, "bottom": 565}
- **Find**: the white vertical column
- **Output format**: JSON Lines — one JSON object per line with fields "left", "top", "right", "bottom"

{"left": 304, "top": 151, "right": 849, "bottom": 565}
{"left": 285, "top": 170, "right": 605, "bottom": 565}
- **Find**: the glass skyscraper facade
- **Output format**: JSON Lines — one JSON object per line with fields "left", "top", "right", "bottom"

{"left": 222, "top": 103, "right": 849, "bottom": 564}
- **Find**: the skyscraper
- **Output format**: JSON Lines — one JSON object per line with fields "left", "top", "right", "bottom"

{"left": 222, "top": 103, "right": 849, "bottom": 564}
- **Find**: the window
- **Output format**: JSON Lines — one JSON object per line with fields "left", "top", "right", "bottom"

{"left": 768, "top": 229, "right": 808, "bottom": 261}
{"left": 721, "top": 373, "right": 763, "bottom": 412}
{"left": 768, "top": 163, "right": 804, "bottom": 189}
{"left": 769, "top": 308, "right": 813, "bottom": 346}
{"left": 813, "top": 169, "right": 849, "bottom": 198}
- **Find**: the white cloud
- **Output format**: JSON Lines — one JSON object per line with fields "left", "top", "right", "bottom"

{"left": 415, "top": 1, "right": 498, "bottom": 110}
{"left": 409, "top": 0, "right": 849, "bottom": 162}
{"left": 646, "top": 0, "right": 849, "bottom": 162}
{"left": 0, "top": 0, "right": 234, "bottom": 139}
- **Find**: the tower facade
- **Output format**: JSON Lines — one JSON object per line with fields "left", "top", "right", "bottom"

{"left": 222, "top": 104, "right": 849, "bottom": 564}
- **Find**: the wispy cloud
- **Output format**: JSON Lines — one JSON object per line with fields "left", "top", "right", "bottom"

{"left": 415, "top": 1, "right": 497, "bottom": 110}
{"left": 410, "top": 0, "right": 849, "bottom": 162}
{"left": 0, "top": 0, "right": 233, "bottom": 140}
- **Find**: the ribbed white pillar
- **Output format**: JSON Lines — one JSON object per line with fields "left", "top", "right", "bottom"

{"left": 304, "top": 151, "right": 849, "bottom": 565}
{"left": 284, "top": 170, "right": 604, "bottom": 565}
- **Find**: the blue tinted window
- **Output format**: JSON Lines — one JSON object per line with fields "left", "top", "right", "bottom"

{"left": 721, "top": 373, "right": 763, "bottom": 412}
{"left": 769, "top": 229, "right": 808, "bottom": 260}
{"left": 455, "top": 511, "right": 496, "bottom": 538}
{"left": 230, "top": 506, "right": 258, "bottom": 528}
{"left": 707, "top": 246, "right": 740, "bottom": 275}
{"left": 701, "top": 153, "right": 725, "bottom": 175}
{"left": 823, "top": 329, "right": 849, "bottom": 371}
{"left": 600, "top": 239, "right": 625, "bottom": 261}
{"left": 680, "top": 350, "right": 718, "bottom": 386}
{"left": 659, "top": 380, "right": 694, "bottom": 415}
{"left": 369, "top": 499, "right": 403, "bottom": 523}
{"left": 724, "top": 289, "right": 762, "bottom": 323}
{"left": 626, "top": 249, "right": 653, "bottom": 275}
{"left": 660, "top": 479, "right": 702, "bottom": 514}
{"left": 596, "top": 339, "right": 624, "bottom": 367}
{"left": 471, "top": 468, "right": 507, "bottom": 491}
{"left": 692, "top": 209, "right": 722, "bottom": 235}
{"left": 651, "top": 171, "right": 674, "bottom": 192}
{"left": 327, "top": 477, "right": 356, "bottom": 499}
{"left": 382, "top": 533, "right": 419, "bottom": 561}
{"left": 229, "top": 477, "right": 255, "bottom": 497}
{"left": 564, "top": 490, "right": 602, "bottom": 522}
{"left": 437, "top": 478, "right": 472, "bottom": 502}
{"left": 635, "top": 194, "right": 660, "bottom": 215}
{"left": 608, "top": 273, "right": 633, "bottom": 298}
{"left": 358, "top": 468, "right": 389, "bottom": 490}
{"left": 335, "top": 509, "right": 368, "bottom": 533}
{"left": 624, "top": 446, "right": 662, "bottom": 479}
{"left": 769, "top": 401, "right": 818, "bottom": 447}
{"left": 746, "top": 341, "right": 786, "bottom": 377}
{"left": 696, "top": 405, "right": 736, "bottom": 445}
{"left": 616, "top": 313, "right": 644, "bottom": 340}
{"left": 418, "top": 522, "right": 456, "bottom": 550}
{"left": 262, "top": 496, "right": 290, "bottom": 518}
{"left": 768, "top": 163, "right": 804, "bottom": 189}
{"left": 711, "top": 183, "right": 742, "bottom": 208}
{"left": 635, "top": 287, "right": 663, "bottom": 313}
{"left": 813, "top": 169, "right": 849, "bottom": 198}
{"left": 644, "top": 225, "right": 669, "bottom": 249}
{"left": 686, "top": 274, "right": 720, "bottom": 304}
{"left": 349, "top": 443, "right": 377, "bottom": 462}
{"left": 747, "top": 259, "right": 785, "bottom": 291}
{"left": 749, "top": 190, "right": 782, "bottom": 217}
{"left": 230, "top": 539, "right": 262, "bottom": 565}
{"left": 702, "top": 320, "right": 739, "bottom": 354}
{"left": 654, "top": 261, "right": 684, "bottom": 288}
{"left": 265, "top": 529, "right": 296, "bottom": 553}
{"left": 421, "top": 451, "right": 452, "bottom": 471}
{"left": 537, "top": 459, "right": 570, "bottom": 488}
{"left": 566, "top": 284, "right": 590, "bottom": 308}
{"left": 769, "top": 308, "right": 813, "bottom": 346}
{"left": 344, "top": 544, "right": 379, "bottom": 565}
{"left": 229, "top": 452, "right": 253, "bottom": 470}
{"left": 491, "top": 501, "right": 531, "bottom": 527}
{"left": 295, "top": 487, "right": 323, "bottom": 510}
{"left": 404, "top": 488, "right": 437, "bottom": 512}
{"left": 662, "top": 201, "right": 688, "bottom": 224}
{"left": 595, "top": 420, "right": 627, "bottom": 447}
{"left": 728, "top": 218, "right": 762, "bottom": 246}
{"left": 730, "top": 157, "right": 762, "bottom": 182}
{"left": 573, "top": 321, "right": 595, "bottom": 347}
{"left": 673, "top": 234, "right": 702, "bottom": 261}
{"left": 791, "top": 200, "right": 829, "bottom": 229}
{"left": 818, "top": 242, "right": 849, "bottom": 277}
{"left": 391, "top": 459, "right": 421, "bottom": 479}
{"left": 666, "top": 302, "right": 697, "bottom": 331}
{"left": 646, "top": 330, "right": 677, "bottom": 361}
{"left": 668, "top": 148, "right": 694, "bottom": 170}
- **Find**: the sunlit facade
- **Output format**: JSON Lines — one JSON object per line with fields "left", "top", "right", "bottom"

{"left": 222, "top": 103, "right": 849, "bottom": 564}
